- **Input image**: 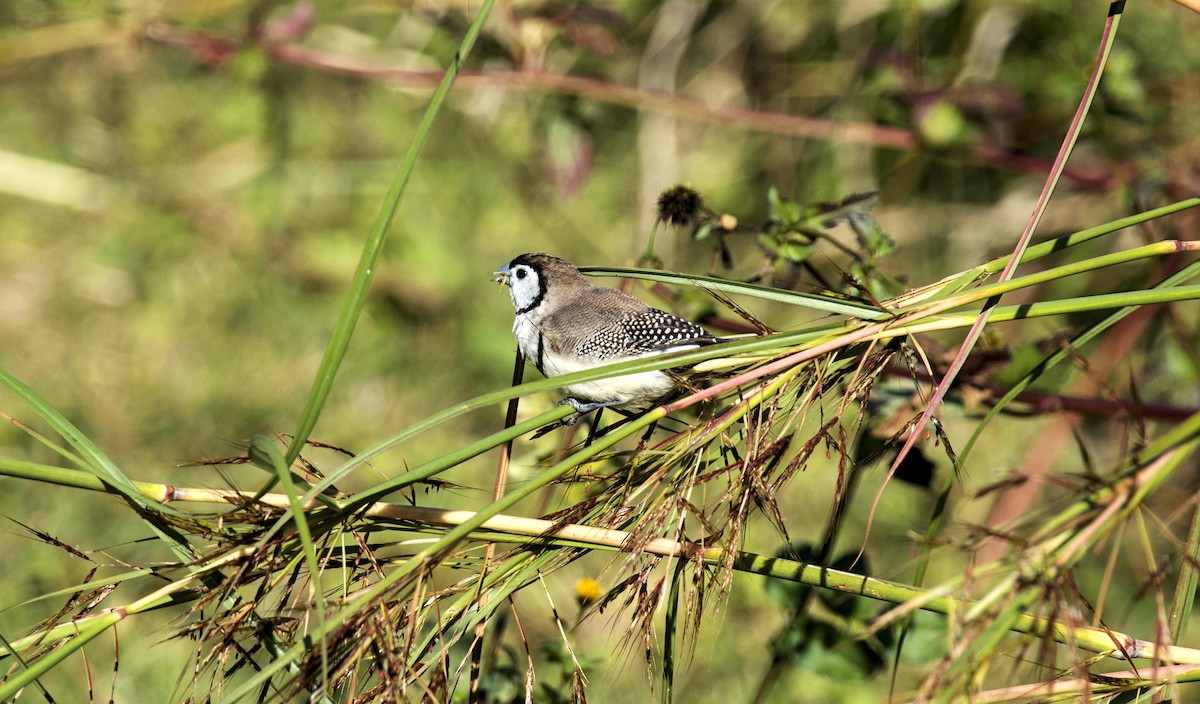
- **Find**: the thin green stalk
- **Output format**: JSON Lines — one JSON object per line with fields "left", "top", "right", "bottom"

{"left": 345, "top": 405, "right": 572, "bottom": 508}
{"left": 1170, "top": 502, "right": 1200, "bottom": 643}
{"left": 906, "top": 285, "right": 1200, "bottom": 328}
{"left": 973, "top": 198, "right": 1200, "bottom": 276}
{"left": 0, "top": 412, "right": 89, "bottom": 472}
{"left": 957, "top": 258, "right": 1200, "bottom": 467}
{"left": 895, "top": 198, "right": 1200, "bottom": 306}
{"left": 935, "top": 590, "right": 1041, "bottom": 704}
{"left": 409, "top": 551, "right": 570, "bottom": 682}
{"left": 662, "top": 557, "right": 687, "bottom": 704}
{"left": 0, "top": 567, "right": 154, "bottom": 615}
{"left": 1025, "top": 411, "right": 1200, "bottom": 546}
{"left": 906, "top": 241, "right": 1199, "bottom": 314}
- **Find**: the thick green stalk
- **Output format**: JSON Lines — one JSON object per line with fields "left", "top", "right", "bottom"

{"left": 7, "top": 452, "right": 1200, "bottom": 671}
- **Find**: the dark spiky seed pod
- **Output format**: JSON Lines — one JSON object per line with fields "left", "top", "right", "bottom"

{"left": 657, "top": 185, "right": 705, "bottom": 227}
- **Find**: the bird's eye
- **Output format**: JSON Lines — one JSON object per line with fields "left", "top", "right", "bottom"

{"left": 515, "top": 268, "right": 528, "bottom": 280}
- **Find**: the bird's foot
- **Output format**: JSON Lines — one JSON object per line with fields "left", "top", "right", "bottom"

{"left": 559, "top": 397, "right": 618, "bottom": 425}
{"left": 529, "top": 399, "right": 618, "bottom": 439}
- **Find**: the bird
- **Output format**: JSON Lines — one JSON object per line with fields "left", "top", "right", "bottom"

{"left": 493, "top": 253, "right": 718, "bottom": 415}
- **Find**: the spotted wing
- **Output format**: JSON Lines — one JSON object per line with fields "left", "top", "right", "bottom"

{"left": 576, "top": 309, "right": 715, "bottom": 359}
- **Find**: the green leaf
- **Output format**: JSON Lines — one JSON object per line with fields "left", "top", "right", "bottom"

{"left": 778, "top": 241, "right": 815, "bottom": 263}
{"left": 847, "top": 211, "right": 894, "bottom": 257}
{"left": 768, "top": 187, "right": 802, "bottom": 225}
{"left": 766, "top": 185, "right": 783, "bottom": 214}
{"left": 897, "top": 610, "right": 948, "bottom": 664}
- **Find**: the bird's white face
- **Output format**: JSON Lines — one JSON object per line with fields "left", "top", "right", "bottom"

{"left": 494, "top": 260, "right": 544, "bottom": 314}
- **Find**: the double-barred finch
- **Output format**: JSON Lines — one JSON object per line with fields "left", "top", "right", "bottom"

{"left": 493, "top": 253, "right": 718, "bottom": 413}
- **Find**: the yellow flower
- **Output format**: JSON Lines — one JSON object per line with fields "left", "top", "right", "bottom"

{"left": 575, "top": 577, "right": 602, "bottom": 607}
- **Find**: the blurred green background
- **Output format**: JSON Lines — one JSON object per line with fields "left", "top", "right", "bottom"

{"left": 2, "top": 0, "right": 1199, "bottom": 701}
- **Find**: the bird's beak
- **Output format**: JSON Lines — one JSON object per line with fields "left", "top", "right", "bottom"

{"left": 492, "top": 263, "right": 512, "bottom": 286}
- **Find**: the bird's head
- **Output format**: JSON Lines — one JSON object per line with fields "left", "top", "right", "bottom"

{"left": 493, "top": 253, "right": 587, "bottom": 315}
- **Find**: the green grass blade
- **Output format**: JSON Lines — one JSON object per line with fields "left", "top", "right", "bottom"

{"left": 0, "top": 411, "right": 89, "bottom": 471}
{"left": 283, "top": 0, "right": 498, "bottom": 468}
{"left": 0, "top": 368, "right": 150, "bottom": 510}
{"left": 0, "top": 367, "right": 200, "bottom": 565}
{"left": 901, "top": 241, "right": 1200, "bottom": 314}
{"left": 249, "top": 435, "right": 330, "bottom": 695}
{"left": 1171, "top": 503, "right": 1200, "bottom": 642}
{"left": 0, "top": 614, "right": 118, "bottom": 701}
{"left": 580, "top": 266, "right": 886, "bottom": 318}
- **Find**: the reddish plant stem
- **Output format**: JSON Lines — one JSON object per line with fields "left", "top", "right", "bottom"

{"left": 143, "top": 25, "right": 1116, "bottom": 189}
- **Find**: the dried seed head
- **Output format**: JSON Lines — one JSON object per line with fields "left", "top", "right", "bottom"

{"left": 657, "top": 185, "right": 705, "bottom": 227}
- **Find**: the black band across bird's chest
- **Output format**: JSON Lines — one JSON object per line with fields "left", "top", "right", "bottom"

{"left": 534, "top": 332, "right": 547, "bottom": 375}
